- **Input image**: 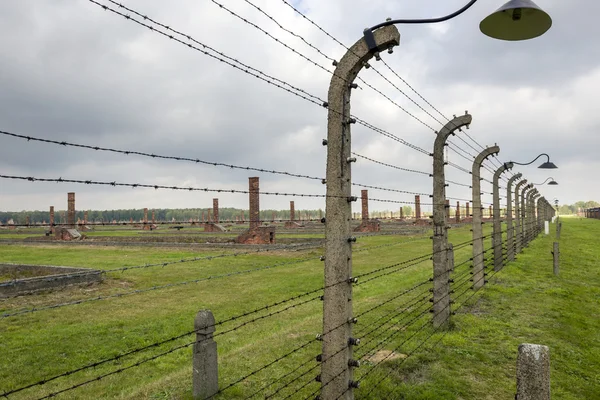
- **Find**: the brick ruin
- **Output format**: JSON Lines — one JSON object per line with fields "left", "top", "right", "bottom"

{"left": 213, "top": 199, "right": 219, "bottom": 223}
{"left": 67, "top": 192, "right": 75, "bottom": 228}
{"left": 462, "top": 202, "right": 472, "bottom": 223}
{"left": 354, "top": 190, "right": 380, "bottom": 232}
{"left": 49, "top": 206, "right": 55, "bottom": 233}
{"left": 285, "top": 201, "right": 303, "bottom": 228}
{"left": 54, "top": 192, "right": 82, "bottom": 240}
{"left": 235, "top": 177, "right": 275, "bottom": 244}
{"left": 456, "top": 201, "right": 460, "bottom": 223}
{"left": 204, "top": 198, "right": 226, "bottom": 232}
{"left": 445, "top": 199, "right": 450, "bottom": 223}
{"left": 413, "top": 194, "right": 429, "bottom": 225}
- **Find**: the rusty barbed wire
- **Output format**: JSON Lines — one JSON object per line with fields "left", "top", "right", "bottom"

{"left": 89, "top": 0, "right": 431, "bottom": 156}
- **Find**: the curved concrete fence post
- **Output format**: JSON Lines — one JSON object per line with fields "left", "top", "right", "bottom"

{"left": 506, "top": 173, "right": 522, "bottom": 262}
{"left": 432, "top": 113, "right": 472, "bottom": 329}
{"left": 472, "top": 145, "right": 500, "bottom": 290}
{"left": 493, "top": 162, "right": 513, "bottom": 271}
{"left": 322, "top": 25, "right": 400, "bottom": 400}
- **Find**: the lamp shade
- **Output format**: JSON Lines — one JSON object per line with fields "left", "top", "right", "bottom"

{"left": 548, "top": 180, "right": 558, "bottom": 185}
{"left": 539, "top": 161, "right": 558, "bottom": 169}
{"left": 480, "top": 0, "right": 552, "bottom": 41}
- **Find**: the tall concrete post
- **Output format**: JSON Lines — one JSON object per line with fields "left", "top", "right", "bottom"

{"left": 361, "top": 190, "right": 369, "bottom": 220}
{"left": 521, "top": 185, "right": 532, "bottom": 246}
{"left": 49, "top": 206, "right": 55, "bottom": 233}
{"left": 472, "top": 146, "right": 499, "bottom": 289}
{"left": 531, "top": 191, "right": 540, "bottom": 241}
{"left": 506, "top": 173, "right": 522, "bottom": 262}
{"left": 525, "top": 189, "right": 537, "bottom": 245}
{"left": 213, "top": 199, "right": 219, "bottom": 223}
{"left": 193, "top": 310, "right": 218, "bottom": 399}
{"left": 537, "top": 196, "right": 545, "bottom": 232}
{"left": 322, "top": 25, "right": 399, "bottom": 399}
{"left": 67, "top": 192, "right": 75, "bottom": 228}
{"left": 432, "top": 114, "right": 472, "bottom": 329}
{"left": 415, "top": 195, "right": 421, "bottom": 221}
{"left": 248, "top": 177, "right": 260, "bottom": 230}
{"left": 290, "top": 201, "right": 295, "bottom": 221}
{"left": 492, "top": 163, "right": 513, "bottom": 271}
{"left": 514, "top": 180, "right": 528, "bottom": 254}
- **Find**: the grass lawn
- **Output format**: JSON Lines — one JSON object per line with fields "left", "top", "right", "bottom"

{"left": 0, "top": 219, "right": 597, "bottom": 399}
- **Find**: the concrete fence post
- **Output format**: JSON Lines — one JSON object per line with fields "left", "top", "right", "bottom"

{"left": 472, "top": 146, "right": 500, "bottom": 290}
{"left": 493, "top": 162, "right": 513, "bottom": 271}
{"left": 537, "top": 196, "right": 545, "bottom": 233}
{"left": 516, "top": 343, "right": 551, "bottom": 400}
{"left": 322, "top": 25, "right": 400, "bottom": 399}
{"left": 432, "top": 113, "right": 472, "bottom": 329}
{"left": 514, "top": 180, "right": 527, "bottom": 256}
{"left": 506, "top": 173, "right": 522, "bottom": 262}
{"left": 520, "top": 183, "right": 533, "bottom": 248}
{"left": 552, "top": 242, "right": 559, "bottom": 275}
{"left": 193, "top": 309, "right": 218, "bottom": 399}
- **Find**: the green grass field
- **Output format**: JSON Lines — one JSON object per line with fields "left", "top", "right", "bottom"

{"left": 0, "top": 219, "right": 598, "bottom": 399}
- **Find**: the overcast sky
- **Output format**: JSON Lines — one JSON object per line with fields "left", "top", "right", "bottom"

{"left": 1, "top": 0, "right": 598, "bottom": 214}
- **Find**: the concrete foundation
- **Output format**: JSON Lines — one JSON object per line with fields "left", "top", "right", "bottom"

{"left": 0, "top": 263, "right": 102, "bottom": 298}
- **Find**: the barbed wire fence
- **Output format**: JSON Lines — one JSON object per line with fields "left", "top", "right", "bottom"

{"left": 0, "top": 1, "right": 557, "bottom": 399}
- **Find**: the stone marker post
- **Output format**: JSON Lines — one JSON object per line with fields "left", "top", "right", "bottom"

{"left": 506, "top": 173, "right": 522, "bottom": 261}
{"left": 432, "top": 114, "right": 472, "bottom": 329}
{"left": 472, "top": 146, "right": 500, "bottom": 290}
{"left": 492, "top": 162, "right": 513, "bottom": 271}
{"left": 322, "top": 25, "right": 399, "bottom": 399}
{"left": 193, "top": 310, "right": 218, "bottom": 399}
{"left": 516, "top": 343, "right": 550, "bottom": 400}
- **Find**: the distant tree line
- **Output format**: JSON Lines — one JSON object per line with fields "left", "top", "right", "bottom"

{"left": 556, "top": 201, "right": 600, "bottom": 215}
{"left": 0, "top": 208, "right": 326, "bottom": 225}
{"left": 0, "top": 206, "right": 416, "bottom": 225}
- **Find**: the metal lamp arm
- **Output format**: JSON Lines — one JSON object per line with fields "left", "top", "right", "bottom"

{"left": 512, "top": 153, "right": 550, "bottom": 166}
{"left": 364, "top": 0, "right": 479, "bottom": 51}
{"left": 532, "top": 177, "right": 555, "bottom": 185}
